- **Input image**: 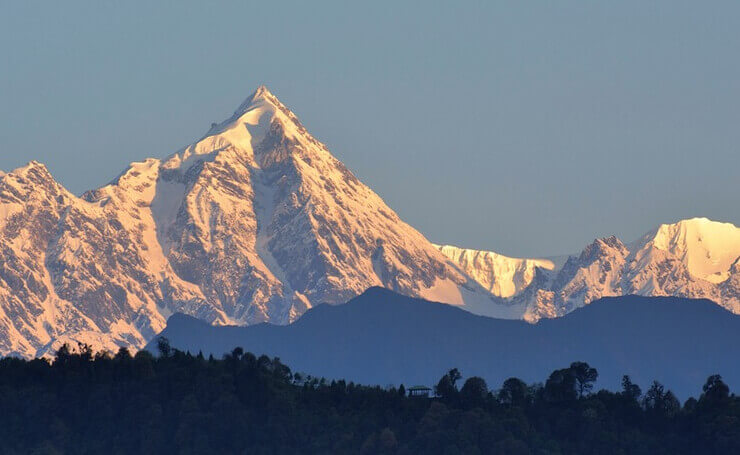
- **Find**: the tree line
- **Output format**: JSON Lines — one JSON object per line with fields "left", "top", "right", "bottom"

{"left": 0, "top": 339, "right": 737, "bottom": 454}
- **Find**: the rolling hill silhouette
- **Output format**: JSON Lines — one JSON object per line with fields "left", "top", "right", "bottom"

{"left": 150, "top": 287, "right": 740, "bottom": 398}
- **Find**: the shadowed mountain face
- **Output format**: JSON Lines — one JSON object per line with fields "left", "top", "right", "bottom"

{"left": 151, "top": 288, "right": 740, "bottom": 398}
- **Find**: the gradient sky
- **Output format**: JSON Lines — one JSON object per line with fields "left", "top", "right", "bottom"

{"left": 1, "top": 1, "right": 738, "bottom": 257}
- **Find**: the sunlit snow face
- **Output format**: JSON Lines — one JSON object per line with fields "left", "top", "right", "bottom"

{"left": 632, "top": 218, "right": 740, "bottom": 283}
{"left": 1, "top": 84, "right": 740, "bottom": 360}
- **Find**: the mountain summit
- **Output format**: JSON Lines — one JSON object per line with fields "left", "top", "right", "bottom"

{"left": 0, "top": 87, "right": 494, "bottom": 357}
{"left": 0, "top": 87, "right": 739, "bottom": 357}
{"left": 440, "top": 217, "right": 740, "bottom": 321}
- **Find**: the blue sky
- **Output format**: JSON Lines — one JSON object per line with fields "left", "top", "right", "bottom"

{"left": 1, "top": 1, "right": 738, "bottom": 256}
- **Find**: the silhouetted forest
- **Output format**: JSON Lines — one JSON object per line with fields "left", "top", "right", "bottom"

{"left": 0, "top": 339, "right": 738, "bottom": 454}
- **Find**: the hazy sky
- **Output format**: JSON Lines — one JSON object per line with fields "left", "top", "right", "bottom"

{"left": 1, "top": 1, "right": 738, "bottom": 257}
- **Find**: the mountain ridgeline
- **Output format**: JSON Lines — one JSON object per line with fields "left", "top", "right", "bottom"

{"left": 0, "top": 85, "right": 739, "bottom": 357}
{"left": 151, "top": 288, "right": 740, "bottom": 399}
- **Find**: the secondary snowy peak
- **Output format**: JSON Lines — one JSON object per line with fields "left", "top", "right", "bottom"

{"left": 544, "top": 236, "right": 630, "bottom": 311}
{"left": 3, "top": 161, "right": 54, "bottom": 185}
{"left": 0, "top": 163, "right": 111, "bottom": 357}
{"left": 0, "top": 161, "right": 73, "bottom": 215}
{"left": 632, "top": 218, "right": 740, "bottom": 283}
{"left": 435, "top": 244, "right": 555, "bottom": 298}
{"left": 442, "top": 220, "right": 740, "bottom": 321}
{"left": 612, "top": 218, "right": 740, "bottom": 313}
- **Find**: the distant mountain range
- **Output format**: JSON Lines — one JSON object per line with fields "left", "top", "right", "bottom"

{"left": 0, "top": 86, "right": 739, "bottom": 357}
{"left": 151, "top": 287, "right": 740, "bottom": 398}
{"left": 438, "top": 217, "right": 740, "bottom": 322}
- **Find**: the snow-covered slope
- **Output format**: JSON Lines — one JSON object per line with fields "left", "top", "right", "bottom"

{"left": 630, "top": 218, "right": 740, "bottom": 284}
{"left": 442, "top": 218, "right": 740, "bottom": 321}
{"left": 0, "top": 86, "right": 505, "bottom": 357}
{"left": 0, "top": 162, "right": 128, "bottom": 357}
{"left": 622, "top": 218, "right": 740, "bottom": 312}
{"left": 434, "top": 244, "right": 555, "bottom": 298}
{"left": 1, "top": 86, "right": 739, "bottom": 357}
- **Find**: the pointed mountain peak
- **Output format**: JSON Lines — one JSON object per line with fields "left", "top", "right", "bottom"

{"left": 0, "top": 160, "right": 72, "bottom": 202}
{"left": 233, "top": 84, "right": 284, "bottom": 117}
{"left": 203, "top": 86, "right": 289, "bottom": 135}
{"left": 597, "top": 235, "right": 626, "bottom": 248}
{"left": 578, "top": 235, "right": 627, "bottom": 262}
{"left": 199, "top": 85, "right": 312, "bottom": 152}
{"left": 10, "top": 160, "right": 51, "bottom": 177}
{"left": 24, "top": 160, "right": 47, "bottom": 169}
{"left": 253, "top": 84, "right": 273, "bottom": 99}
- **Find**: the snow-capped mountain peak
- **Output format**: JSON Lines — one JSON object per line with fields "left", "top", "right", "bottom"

{"left": 0, "top": 86, "right": 494, "bottom": 357}
{"left": 441, "top": 218, "right": 740, "bottom": 321}
{"left": 202, "top": 85, "right": 308, "bottom": 150}
{"left": 1, "top": 86, "right": 739, "bottom": 357}
{"left": 634, "top": 217, "right": 740, "bottom": 283}
{"left": 233, "top": 84, "right": 281, "bottom": 116}
{"left": 7, "top": 160, "right": 52, "bottom": 179}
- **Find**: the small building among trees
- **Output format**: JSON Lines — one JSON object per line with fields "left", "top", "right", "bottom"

{"left": 407, "top": 385, "right": 432, "bottom": 398}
